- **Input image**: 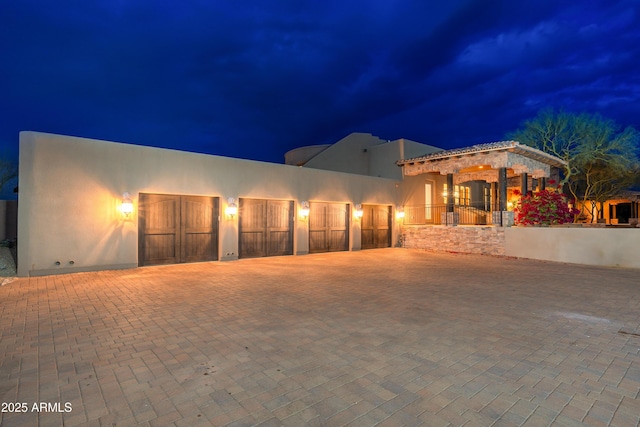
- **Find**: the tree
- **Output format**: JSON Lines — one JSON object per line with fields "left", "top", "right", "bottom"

{"left": 508, "top": 109, "right": 640, "bottom": 222}
{"left": 0, "top": 155, "right": 17, "bottom": 195}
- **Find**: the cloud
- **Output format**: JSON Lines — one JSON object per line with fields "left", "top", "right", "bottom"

{"left": 456, "top": 22, "right": 560, "bottom": 69}
{"left": 1, "top": 0, "right": 639, "bottom": 164}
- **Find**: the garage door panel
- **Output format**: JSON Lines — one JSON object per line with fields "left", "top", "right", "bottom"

{"left": 330, "top": 212, "right": 347, "bottom": 228}
{"left": 309, "top": 205, "right": 326, "bottom": 228}
{"left": 183, "top": 197, "right": 215, "bottom": 229}
{"left": 361, "top": 204, "right": 391, "bottom": 249}
{"left": 240, "top": 199, "right": 266, "bottom": 230}
{"left": 361, "top": 230, "right": 374, "bottom": 248}
{"left": 181, "top": 196, "right": 218, "bottom": 262}
{"left": 239, "top": 199, "right": 293, "bottom": 259}
{"left": 146, "top": 197, "right": 179, "bottom": 230}
{"left": 143, "top": 234, "right": 178, "bottom": 265}
{"left": 182, "top": 233, "right": 216, "bottom": 263}
{"left": 139, "top": 194, "right": 219, "bottom": 266}
{"left": 309, "top": 202, "right": 349, "bottom": 253}
{"left": 268, "top": 201, "right": 291, "bottom": 228}
{"left": 309, "top": 230, "right": 326, "bottom": 253}
{"left": 139, "top": 194, "right": 180, "bottom": 266}
{"left": 240, "top": 231, "right": 265, "bottom": 258}
{"left": 239, "top": 199, "right": 265, "bottom": 257}
{"left": 329, "top": 230, "right": 348, "bottom": 251}
{"left": 375, "top": 230, "right": 390, "bottom": 248}
{"left": 268, "top": 230, "right": 292, "bottom": 256}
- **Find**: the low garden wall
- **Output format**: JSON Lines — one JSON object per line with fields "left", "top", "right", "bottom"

{"left": 401, "top": 224, "right": 640, "bottom": 269}
{"left": 504, "top": 227, "right": 640, "bottom": 269}
{"left": 402, "top": 225, "right": 506, "bottom": 256}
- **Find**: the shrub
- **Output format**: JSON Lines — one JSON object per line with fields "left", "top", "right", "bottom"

{"left": 513, "top": 188, "right": 579, "bottom": 226}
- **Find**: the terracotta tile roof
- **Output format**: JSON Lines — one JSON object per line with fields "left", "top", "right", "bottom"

{"left": 396, "top": 140, "right": 567, "bottom": 168}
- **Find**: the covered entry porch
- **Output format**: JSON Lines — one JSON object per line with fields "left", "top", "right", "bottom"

{"left": 397, "top": 141, "right": 567, "bottom": 226}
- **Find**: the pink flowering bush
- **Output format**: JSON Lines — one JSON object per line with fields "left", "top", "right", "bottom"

{"left": 513, "top": 188, "right": 579, "bottom": 226}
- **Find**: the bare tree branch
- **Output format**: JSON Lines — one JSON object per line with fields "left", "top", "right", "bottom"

{"left": 508, "top": 109, "right": 640, "bottom": 222}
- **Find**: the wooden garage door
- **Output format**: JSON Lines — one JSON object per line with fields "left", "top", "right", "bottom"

{"left": 361, "top": 204, "right": 391, "bottom": 249}
{"left": 239, "top": 199, "right": 293, "bottom": 258}
{"left": 138, "top": 194, "right": 219, "bottom": 266}
{"left": 309, "top": 202, "right": 349, "bottom": 253}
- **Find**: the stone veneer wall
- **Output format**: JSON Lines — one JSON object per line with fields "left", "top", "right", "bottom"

{"left": 401, "top": 225, "right": 506, "bottom": 256}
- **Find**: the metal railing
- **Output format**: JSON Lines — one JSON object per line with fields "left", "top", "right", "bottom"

{"left": 403, "top": 203, "right": 496, "bottom": 225}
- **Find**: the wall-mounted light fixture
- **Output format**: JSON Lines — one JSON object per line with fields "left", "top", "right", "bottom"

{"left": 299, "top": 201, "right": 310, "bottom": 220}
{"left": 354, "top": 203, "right": 364, "bottom": 219}
{"left": 120, "top": 192, "right": 134, "bottom": 218}
{"left": 395, "top": 206, "right": 405, "bottom": 220}
{"left": 225, "top": 197, "right": 238, "bottom": 218}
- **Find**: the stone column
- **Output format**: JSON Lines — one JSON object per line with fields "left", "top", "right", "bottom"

{"left": 611, "top": 204, "right": 617, "bottom": 224}
{"left": 492, "top": 167, "right": 513, "bottom": 226}
{"left": 443, "top": 173, "right": 459, "bottom": 225}
{"left": 498, "top": 167, "right": 507, "bottom": 211}
{"left": 446, "top": 173, "right": 454, "bottom": 213}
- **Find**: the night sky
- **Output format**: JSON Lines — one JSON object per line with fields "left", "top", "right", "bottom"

{"left": 1, "top": 0, "right": 639, "bottom": 173}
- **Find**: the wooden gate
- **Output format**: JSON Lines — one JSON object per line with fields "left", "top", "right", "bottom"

{"left": 239, "top": 199, "right": 293, "bottom": 258}
{"left": 139, "top": 194, "right": 219, "bottom": 266}
{"left": 361, "top": 204, "right": 391, "bottom": 249}
{"left": 308, "top": 202, "right": 349, "bottom": 253}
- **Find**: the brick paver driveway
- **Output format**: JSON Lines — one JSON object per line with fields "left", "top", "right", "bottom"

{"left": 1, "top": 249, "right": 639, "bottom": 426}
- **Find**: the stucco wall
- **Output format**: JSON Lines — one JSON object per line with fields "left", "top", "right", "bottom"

{"left": 284, "top": 144, "right": 330, "bottom": 166}
{"left": 304, "top": 133, "right": 439, "bottom": 180}
{"left": 369, "top": 139, "right": 440, "bottom": 180}
{"left": 504, "top": 227, "right": 640, "bottom": 269}
{"left": 18, "top": 132, "right": 401, "bottom": 276}
{"left": 401, "top": 173, "right": 447, "bottom": 206}
{"left": 304, "top": 133, "right": 376, "bottom": 175}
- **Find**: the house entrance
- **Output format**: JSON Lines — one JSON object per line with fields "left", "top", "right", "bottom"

{"left": 361, "top": 204, "right": 391, "bottom": 249}
{"left": 610, "top": 203, "right": 632, "bottom": 224}
{"left": 138, "top": 194, "right": 219, "bottom": 266}
{"left": 308, "top": 202, "right": 350, "bottom": 253}
{"left": 239, "top": 198, "right": 294, "bottom": 258}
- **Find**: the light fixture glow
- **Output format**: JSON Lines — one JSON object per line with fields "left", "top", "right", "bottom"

{"left": 354, "top": 204, "right": 364, "bottom": 219}
{"left": 121, "top": 192, "right": 134, "bottom": 217}
{"left": 395, "top": 206, "right": 405, "bottom": 220}
{"left": 299, "top": 201, "right": 310, "bottom": 219}
{"left": 225, "top": 197, "right": 238, "bottom": 217}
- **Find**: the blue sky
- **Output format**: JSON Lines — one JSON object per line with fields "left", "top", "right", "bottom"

{"left": 1, "top": 0, "right": 639, "bottom": 179}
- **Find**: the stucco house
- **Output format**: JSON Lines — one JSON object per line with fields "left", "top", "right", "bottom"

{"left": 18, "top": 131, "right": 425, "bottom": 277}
{"left": 15, "top": 131, "right": 640, "bottom": 276}
{"left": 575, "top": 191, "right": 640, "bottom": 225}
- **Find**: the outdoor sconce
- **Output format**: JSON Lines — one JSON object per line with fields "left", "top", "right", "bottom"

{"left": 225, "top": 197, "right": 238, "bottom": 218}
{"left": 120, "top": 192, "right": 134, "bottom": 218}
{"left": 395, "top": 206, "right": 405, "bottom": 220}
{"left": 299, "top": 201, "right": 310, "bottom": 220}
{"left": 354, "top": 204, "right": 364, "bottom": 219}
